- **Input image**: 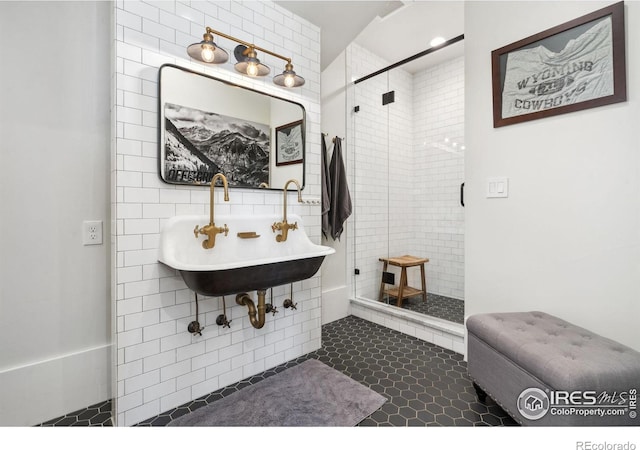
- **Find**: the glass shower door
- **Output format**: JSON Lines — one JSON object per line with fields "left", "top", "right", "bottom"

{"left": 351, "top": 73, "right": 390, "bottom": 302}
{"left": 349, "top": 49, "right": 466, "bottom": 324}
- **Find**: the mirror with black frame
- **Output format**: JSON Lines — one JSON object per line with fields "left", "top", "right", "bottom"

{"left": 158, "top": 64, "right": 305, "bottom": 189}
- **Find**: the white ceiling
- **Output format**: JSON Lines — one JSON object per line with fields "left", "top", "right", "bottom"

{"left": 275, "top": 0, "right": 464, "bottom": 74}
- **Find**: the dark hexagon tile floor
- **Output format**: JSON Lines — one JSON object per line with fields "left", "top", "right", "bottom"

{"left": 36, "top": 399, "right": 113, "bottom": 426}
{"left": 407, "top": 293, "right": 465, "bottom": 324}
{"left": 137, "top": 315, "right": 517, "bottom": 427}
{"left": 380, "top": 292, "right": 465, "bottom": 324}
{"left": 37, "top": 315, "right": 517, "bottom": 427}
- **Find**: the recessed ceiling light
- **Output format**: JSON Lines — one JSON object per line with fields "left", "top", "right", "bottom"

{"left": 430, "top": 36, "right": 446, "bottom": 47}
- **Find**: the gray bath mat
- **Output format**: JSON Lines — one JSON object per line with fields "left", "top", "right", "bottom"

{"left": 168, "top": 358, "right": 386, "bottom": 426}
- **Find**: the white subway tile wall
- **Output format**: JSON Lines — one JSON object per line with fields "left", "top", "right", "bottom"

{"left": 113, "top": 0, "right": 321, "bottom": 426}
{"left": 414, "top": 56, "right": 465, "bottom": 300}
{"left": 346, "top": 44, "right": 464, "bottom": 305}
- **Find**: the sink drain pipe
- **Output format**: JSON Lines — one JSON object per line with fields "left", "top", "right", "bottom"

{"left": 236, "top": 289, "right": 279, "bottom": 329}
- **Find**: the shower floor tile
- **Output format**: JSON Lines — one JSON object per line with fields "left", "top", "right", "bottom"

{"left": 401, "top": 293, "right": 465, "bottom": 324}
{"left": 37, "top": 316, "right": 516, "bottom": 427}
{"left": 379, "top": 292, "right": 464, "bottom": 324}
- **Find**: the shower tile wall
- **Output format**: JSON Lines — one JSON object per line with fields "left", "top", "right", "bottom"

{"left": 388, "top": 69, "right": 416, "bottom": 263}
{"left": 112, "top": 0, "right": 321, "bottom": 426}
{"left": 413, "top": 56, "right": 465, "bottom": 300}
{"left": 346, "top": 45, "right": 464, "bottom": 303}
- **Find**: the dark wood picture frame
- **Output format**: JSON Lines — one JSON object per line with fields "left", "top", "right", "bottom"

{"left": 491, "top": 1, "right": 626, "bottom": 128}
{"left": 275, "top": 120, "right": 304, "bottom": 166}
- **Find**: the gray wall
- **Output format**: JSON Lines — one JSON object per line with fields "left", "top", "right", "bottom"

{"left": 0, "top": 1, "right": 111, "bottom": 425}
{"left": 465, "top": 1, "right": 640, "bottom": 351}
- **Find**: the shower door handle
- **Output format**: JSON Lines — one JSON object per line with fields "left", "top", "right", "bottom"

{"left": 460, "top": 182, "right": 465, "bottom": 207}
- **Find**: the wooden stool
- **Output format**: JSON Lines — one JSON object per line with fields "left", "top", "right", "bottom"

{"left": 378, "top": 255, "right": 429, "bottom": 307}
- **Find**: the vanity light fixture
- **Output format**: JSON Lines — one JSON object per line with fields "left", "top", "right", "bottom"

{"left": 187, "top": 27, "right": 305, "bottom": 88}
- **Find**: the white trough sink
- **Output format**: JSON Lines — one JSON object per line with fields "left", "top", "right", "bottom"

{"left": 158, "top": 214, "right": 335, "bottom": 296}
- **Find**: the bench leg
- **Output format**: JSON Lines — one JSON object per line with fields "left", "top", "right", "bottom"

{"left": 420, "top": 263, "right": 427, "bottom": 303}
{"left": 472, "top": 382, "right": 488, "bottom": 402}
{"left": 378, "top": 261, "right": 388, "bottom": 301}
{"left": 396, "top": 268, "right": 407, "bottom": 307}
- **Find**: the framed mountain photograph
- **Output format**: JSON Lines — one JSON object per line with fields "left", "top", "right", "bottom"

{"left": 162, "top": 102, "right": 270, "bottom": 187}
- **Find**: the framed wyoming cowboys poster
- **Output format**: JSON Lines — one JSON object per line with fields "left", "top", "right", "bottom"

{"left": 491, "top": 2, "right": 626, "bottom": 128}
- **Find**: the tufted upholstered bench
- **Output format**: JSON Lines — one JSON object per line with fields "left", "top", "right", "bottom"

{"left": 466, "top": 311, "right": 640, "bottom": 426}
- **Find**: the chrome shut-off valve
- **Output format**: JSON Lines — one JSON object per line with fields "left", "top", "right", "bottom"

{"left": 266, "top": 303, "right": 279, "bottom": 316}
{"left": 216, "top": 314, "right": 232, "bottom": 328}
{"left": 188, "top": 320, "right": 204, "bottom": 336}
{"left": 283, "top": 299, "right": 297, "bottom": 310}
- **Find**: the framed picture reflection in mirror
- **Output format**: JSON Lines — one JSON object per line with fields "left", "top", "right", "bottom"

{"left": 275, "top": 120, "right": 304, "bottom": 166}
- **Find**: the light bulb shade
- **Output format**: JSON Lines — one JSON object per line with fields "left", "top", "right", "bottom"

{"left": 187, "top": 33, "right": 229, "bottom": 64}
{"left": 273, "top": 63, "right": 305, "bottom": 88}
{"left": 234, "top": 50, "right": 270, "bottom": 77}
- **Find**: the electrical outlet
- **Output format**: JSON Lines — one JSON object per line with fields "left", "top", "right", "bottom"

{"left": 83, "top": 220, "right": 103, "bottom": 245}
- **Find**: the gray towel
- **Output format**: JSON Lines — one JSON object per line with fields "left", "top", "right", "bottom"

{"left": 329, "top": 137, "right": 352, "bottom": 240}
{"left": 321, "top": 134, "right": 331, "bottom": 239}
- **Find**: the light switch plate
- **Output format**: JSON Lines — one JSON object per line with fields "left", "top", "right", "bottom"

{"left": 487, "top": 177, "right": 509, "bottom": 198}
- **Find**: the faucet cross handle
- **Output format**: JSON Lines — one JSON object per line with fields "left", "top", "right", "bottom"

{"left": 266, "top": 303, "right": 279, "bottom": 316}
{"left": 220, "top": 224, "right": 229, "bottom": 236}
{"left": 194, "top": 225, "right": 204, "bottom": 238}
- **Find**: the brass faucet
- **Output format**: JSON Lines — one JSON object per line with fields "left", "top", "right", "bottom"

{"left": 194, "top": 173, "right": 230, "bottom": 249}
{"left": 272, "top": 178, "right": 302, "bottom": 242}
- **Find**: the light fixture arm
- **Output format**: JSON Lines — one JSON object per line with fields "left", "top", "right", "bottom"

{"left": 205, "top": 27, "right": 292, "bottom": 64}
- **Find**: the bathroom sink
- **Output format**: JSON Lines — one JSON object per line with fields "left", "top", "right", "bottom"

{"left": 158, "top": 214, "right": 335, "bottom": 296}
